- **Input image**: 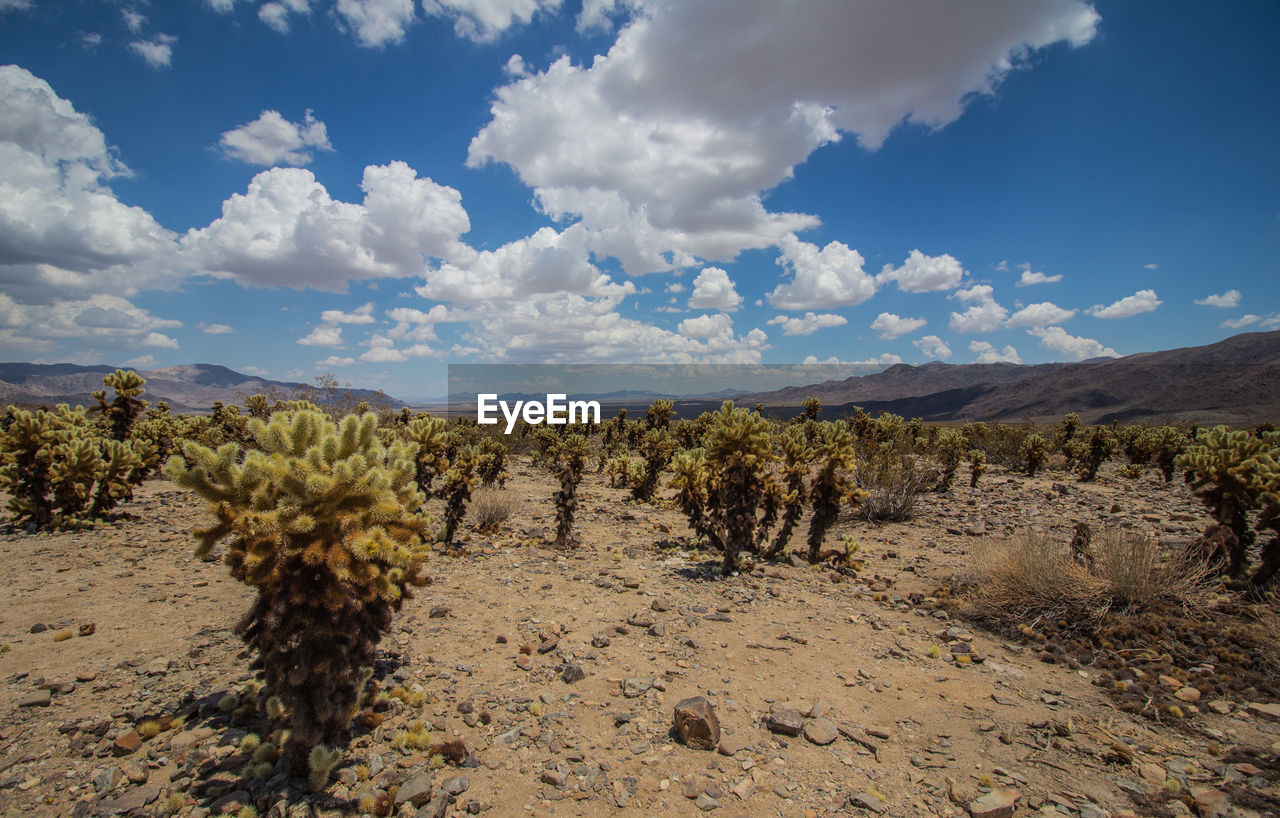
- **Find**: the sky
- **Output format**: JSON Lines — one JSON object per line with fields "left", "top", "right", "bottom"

{"left": 1, "top": 0, "right": 1278, "bottom": 400}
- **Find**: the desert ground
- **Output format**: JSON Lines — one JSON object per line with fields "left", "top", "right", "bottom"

{"left": 1, "top": 456, "right": 1278, "bottom": 818}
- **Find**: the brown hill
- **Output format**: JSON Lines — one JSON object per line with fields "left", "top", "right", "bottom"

{"left": 742, "top": 330, "right": 1280, "bottom": 425}
{"left": 0, "top": 363, "right": 399, "bottom": 412}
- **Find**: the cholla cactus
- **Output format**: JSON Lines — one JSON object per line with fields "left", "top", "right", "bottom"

{"left": 1076, "top": 427, "right": 1114, "bottom": 482}
{"left": 1117, "top": 463, "right": 1143, "bottom": 479}
{"left": 670, "top": 448, "right": 721, "bottom": 550}
{"left": 211, "top": 401, "right": 253, "bottom": 446}
{"left": 932, "top": 427, "right": 966, "bottom": 490}
{"left": 1118, "top": 426, "right": 1155, "bottom": 465}
{"left": 763, "top": 426, "right": 809, "bottom": 559}
{"left": 405, "top": 416, "right": 448, "bottom": 498}
{"left": 800, "top": 397, "right": 822, "bottom": 422}
{"left": 702, "top": 401, "right": 775, "bottom": 573}
{"left": 440, "top": 445, "right": 478, "bottom": 546}
{"left": 968, "top": 449, "right": 986, "bottom": 488}
{"left": 1057, "top": 413, "right": 1080, "bottom": 449}
{"left": 91, "top": 369, "right": 148, "bottom": 441}
{"left": 1175, "top": 426, "right": 1273, "bottom": 577}
{"left": 646, "top": 399, "right": 674, "bottom": 430}
{"left": 1150, "top": 426, "right": 1189, "bottom": 482}
{"left": 805, "top": 422, "right": 865, "bottom": 563}
{"left": 552, "top": 434, "right": 590, "bottom": 547}
{"left": 605, "top": 455, "right": 632, "bottom": 488}
{"left": 630, "top": 428, "right": 675, "bottom": 503}
{"left": 475, "top": 437, "right": 509, "bottom": 487}
{"left": 0, "top": 405, "right": 149, "bottom": 529}
{"left": 163, "top": 405, "right": 432, "bottom": 773}
{"left": 1020, "top": 433, "right": 1050, "bottom": 477}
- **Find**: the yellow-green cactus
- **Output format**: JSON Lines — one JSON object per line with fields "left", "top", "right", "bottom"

{"left": 164, "top": 405, "right": 432, "bottom": 772}
{"left": 1176, "top": 426, "right": 1274, "bottom": 577}
{"left": 439, "top": 444, "right": 478, "bottom": 545}
{"left": 552, "top": 434, "right": 590, "bottom": 546}
{"left": 763, "top": 426, "right": 809, "bottom": 559}
{"left": 629, "top": 428, "right": 675, "bottom": 503}
{"left": 968, "top": 449, "right": 986, "bottom": 488}
{"left": 405, "top": 415, "right": 449, "bottom": 498}
{"left": 91, "top": 369, "right": 149, "bottom": 441}
{"left": 805, "top": 421, "right": 865, "bottom": 563}
{"left": 646, "top": 398, "right": 674, "bottom": 430}
{"left": 1021, "top": 433, "right": 1050, "bottom": 477}
{"left": 932, "top": 427, "right": 966, "bottom": 490}
{"left": 703, "top": 401, "right": 775, "bottom": 573}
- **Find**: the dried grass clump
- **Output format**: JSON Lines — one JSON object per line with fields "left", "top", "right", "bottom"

{"left": 967, "top": 528, "right": 1212, "bottom": 630}
{"left": 967, "top": 531, "right": 1106, "bottom": 627}
{"left": 468, "top": 486, "right": 516, "bottom": 533}
{"left": 1090, "top": 529, "right": 1212, "bottom": 614}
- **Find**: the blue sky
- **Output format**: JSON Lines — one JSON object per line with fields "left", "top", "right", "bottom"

{"left": 1, "top": 0, "right": 1277, "bottom": 400}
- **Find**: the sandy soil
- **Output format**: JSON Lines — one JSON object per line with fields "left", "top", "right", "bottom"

{"left": 1, "top": 457, "right": 1278, "bottom": 818}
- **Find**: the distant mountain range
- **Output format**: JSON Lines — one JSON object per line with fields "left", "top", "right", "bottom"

{"left": 4, "top": 330, "right": 1278, "bottom": 423}
{"left": 743, "top": 330, "right": 1280, "bottom": 425}
{"left": 0, "top": 363, "right": 398, "bottom": 412}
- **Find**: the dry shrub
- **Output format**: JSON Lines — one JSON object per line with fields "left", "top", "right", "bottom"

{"left": 469, "top": 486, "right": 515, "bottom": 532}
{"left": 967, "top": 528, "right": 1211, "bottom": 630}
{"left": 1091, "top": 529, "right": 1212, "bottom": 614}
{"left": 855, "top": 444, "right": 935, "bottom": 522}
{"left": 967, "top": 531, "right": 1106, "bottom": 627}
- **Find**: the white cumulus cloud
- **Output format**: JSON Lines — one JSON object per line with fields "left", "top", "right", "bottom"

{"left": 877, "top": 249, "right": 964, "bottom": 293}
{"left": 948, "top": 284, "right": 1009, "bottom": 333}
{"left": 298, "top": 324, "right": 344, "bottom": 347}
{"left": 448, "top": 293, "right": 771, "bottom": 364}
{"left": 418, "top": 224, "right": 633, "bottom": 303}
{"left": 182, "top": 161, "right": 470, "bottom": 290}
{"left": 803, "top": 353, "right": 902, "bottom": 367}
{"left": 321, "top": 302, "right": 376, "bottom": 324}
{"left": 1195, "top": 289, "right": 1241, "bottom": 309}
{"left": 1005, "top": 301, "right": 1076, "bottom": 328}
{"left": 259, "top": 0, "right": 311, "bottom": 33}
{"left": 678, "top": 312, "right": 733, "bottom": 339}
{"left": 0, "top": 66, "right": 180, "bottom": 305}
{"left": 219, "top": 109, "right": 333, "bottom": 167}
{"left": 201, "top": 323, "right": 235, "bottom": 334}
{"left": 688, "top": 267, "right": 742, "bottom": 311}
{"left": 1087, "top": 288, "right": 1161, "bottom": 319}
{"left": 129, "top": 35, "right": 177, "bottom": 69}
{"left": 468, "top": 0, "right": 1099, "bottom": 275}
{"left": 1016, "top": 269, "right": 1062, "bottom": 286}
{"left": 870, "top": 312, "right": 926, "bottom": 340}
{"left": 1028, "top": 326, "right": 1119, "bottom": 360}
{"left": 1220, "top": 314, "right": 1280, "bottom": 331}
{"left": 969, "top": 340, "right": 1022, "bottom": 364}
{"left": 423, "top": 0, "right": 562, "bottom": 42}
{"left": 913, "top": 334, "right": 951, "bottom": 360}
{"left": 335, "top": 0, "right": 417, "bottom": 47}
{"left": 767, "top": 235, "right": 876, "bottom": 309}
{"left": 766, "top": 312, "right": 847, "bottom": 336}
{"left": 141, "top": 331, "right": 179, "bottom": 348}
